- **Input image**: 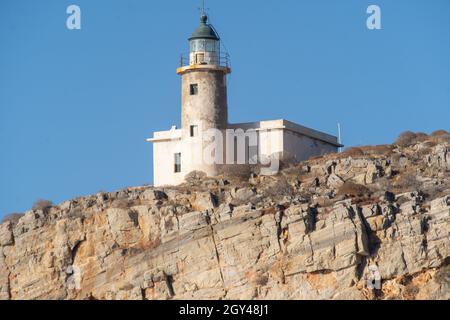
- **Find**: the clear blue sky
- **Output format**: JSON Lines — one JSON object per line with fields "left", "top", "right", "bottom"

{"left": 1, "top": 0, "right": 449, "bottom": 216}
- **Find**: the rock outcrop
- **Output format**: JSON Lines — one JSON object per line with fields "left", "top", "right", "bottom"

{"left": 0, "top": 138, "right": 449, "bottom": 300}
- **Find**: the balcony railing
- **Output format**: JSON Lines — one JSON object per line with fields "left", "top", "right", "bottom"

{"left": 179, "top": 52, "right": 231, "bottom": 68}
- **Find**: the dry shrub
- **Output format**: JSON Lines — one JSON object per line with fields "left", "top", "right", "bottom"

{"left": 279, "top": 155, "right": 298, "bottom": 170}
{"left": 430, "top": 130, "right": 450, "bottom": 144}
{"left": 111, "top": 199, "right": 131, "bottom": 209}
{"left": 217, "top": 165, "right": 258, "bottom": 182}
{"left": 164, "top": 218, "right": 174, "bottom": 230}
{"left": 415, "top": 132, "right": 429, "bottom": 141}
{"left": 309, "top": 155, "right": 326, "bottom": 161}
{"left": 420, "top": 140, "right": 437, "bottom": 149}
{"left": 337, "top": 182, "right": 370, "bottom": 197}
{"left": 436, "top": 261, "right": 450, "bottom": 285}
{"left": 1, "top": 213, "right": 24, "bottom": 225}
{"left": 393, "top": 173, "right": 421, "bottom": 192}
{"left": 342, "top": 147, "right": 364, "bottom": 157}
{"left": 254, "top": 274, "right": 269, "bottom": 286}
{"left": 359, "top": 145, "right": 394, "bottom": 156}
{"left": 395, "top": 131, "right": 429, "bottom": 147}
{"left": 342, "top": 145, "right": 394, "bottom": 158}
{"left": 32, "top": 199, "right": 53, "bottom": 212}
{"left": 281, "top": 166, "right": 302, "bottom": 177}
{"left": 417, "top": 147, "right": 432, "bottom": 157}
{"left": 394, "top": 129, "right": 449, "bottom": 148}
{"left": 402, "top": 284, "right": 419, "bottom": 300}
{"left": 185, "top": 171, "right": 207, "bottom": 184}
{"left": 395, "top": 131, "right": 416, "bottom": 147}
{"left": 431, "top": 130, "right": 449, "bottom": 137}
{"left": 260, "top": 177, "right": 294, "bottom": 199}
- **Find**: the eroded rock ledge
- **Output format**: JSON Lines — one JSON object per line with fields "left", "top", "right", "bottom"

{"left": 0, "top": 141, "right": 449, "bottom": 300}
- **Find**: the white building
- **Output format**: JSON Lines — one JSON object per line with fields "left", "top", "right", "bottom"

{"left": 148, "top": 14, "right": 342, "bottom": 187}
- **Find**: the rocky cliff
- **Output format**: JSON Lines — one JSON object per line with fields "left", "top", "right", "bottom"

{"left": 1, "top": 133, "right": 449, "bottom": 300}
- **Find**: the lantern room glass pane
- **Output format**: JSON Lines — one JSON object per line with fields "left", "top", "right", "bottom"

{"left": 205, "top": 40, "right": 215, "bottom": 52}
{"left": 190, "top": 39, "right": 219, "bottom": 53}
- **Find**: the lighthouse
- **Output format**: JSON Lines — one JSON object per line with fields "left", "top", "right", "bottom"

{"left": 148, "top": 12, "right": 342, "bottom": 187}
{"left": 177, "top": 14, "right": 230, "bottom": 134}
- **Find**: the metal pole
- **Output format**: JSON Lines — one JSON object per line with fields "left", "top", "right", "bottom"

{"left": 337, "top": 123, "right": 342, "bottom": 153}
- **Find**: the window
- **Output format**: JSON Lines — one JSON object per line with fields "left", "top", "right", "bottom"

{"left": 195, "top": 53, "right": 205, "bottom": 64}
{"left": 174, "top": 153, "right": 181, "bottom": 173}
{"left": 190, "top": 39, "right": 219, "bottom": 53}
{"left": 248, "top": 144, "right": 259, "bottom": 165}
{"left": 190, "top": 84, "right": 198, "bottom": 95}
{"left": 190, "top": 125, "right": 198, "bottom": 137}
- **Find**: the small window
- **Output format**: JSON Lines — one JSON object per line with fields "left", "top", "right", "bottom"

{"left": 248, "top": 144, "right": 258, "bottom": 165}
{"left": 174, "top": 153, "right": 181, "bottom": 173}
{"left": 190, "top": 84, "right": 198, "bottom": 95}
{"left": 190, "top": 125, "right": 198, "bottom": 137}
{"left": 195, "top": 53, "right": 205, "bottom": 64}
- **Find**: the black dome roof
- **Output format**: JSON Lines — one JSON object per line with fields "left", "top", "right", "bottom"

{"left": 189, "top": 15, "right": 220, "bottom": 41}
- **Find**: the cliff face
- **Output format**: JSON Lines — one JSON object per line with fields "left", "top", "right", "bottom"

{"left": 0, "top": 139, "right": 449, "bottom": 300}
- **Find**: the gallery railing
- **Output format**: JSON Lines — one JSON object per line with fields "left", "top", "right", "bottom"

{"left": 179, "top": 52, "right": 231, "bottom": 68}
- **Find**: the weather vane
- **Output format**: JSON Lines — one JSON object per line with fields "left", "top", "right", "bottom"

{"left": 198, "top": 0, "right": 209, "bottom": 16}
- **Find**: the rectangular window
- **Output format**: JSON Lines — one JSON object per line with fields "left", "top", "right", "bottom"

{"left": 195, "top": 53, "right": 205, "bottom": 64}
{"left": 190, "top": 84, "right": 198, "bottom": 95}
{"left": 174, "top": 153, "right": 181, "bottom": 173}
{"left": 190, "top": 125, "right": 198, "bottom": 137}
{"left": 248, "top": 144, "right": 259, "bottom": 165}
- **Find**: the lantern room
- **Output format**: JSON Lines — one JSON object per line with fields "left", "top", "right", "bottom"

{"left": 188, "top": 15, "right": 220, "bottom": 65}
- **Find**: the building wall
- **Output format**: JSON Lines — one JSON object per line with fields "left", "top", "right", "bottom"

{"left": 283, "top": 130, "right": 338, "bottom": 162}
{"left": 153, "top": 134, "right": 222, "bottom": 187}
{"left": 153, "top": 139, "right": 184, "bottom": 187}
{"left": 152, "top": 121, "right": 339, "bottom": 187}
{"left": 258, "top": 129, "right": 284, "bottom": 160}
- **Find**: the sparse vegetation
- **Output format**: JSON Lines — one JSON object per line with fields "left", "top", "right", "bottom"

{"left": 112, "top": 199, "right": 132, "bottom": 209}
{"left": 341, "top": 145, "right": 394, "bottom": 158}
{"left": 394, "top": 130, "right": 450, "bottom": 147}
{"left": 337, "top": 182, "right": 371, "bottom": 197}
{"left": 395, "top": 131, "right": 424, "bottom": 147}
{"left": 1, "top": 212, "right": 24, "bottom": 225}
{"left": 260, "top": 176, "right": 294, "bottom": 199}
{"left": 164, "top": 218, "right": 174, "bottom": 230}
{"left": 393, "top": 172, "right": 422, "bottom": 193}
{"left": 431, "top": 130, "right": 449, "bottom": 137}
{"left": 402, "top": 284, "right": 420, "bottom": 300}
{"left": 0, "top": 128, "right": 448, "bottom": 301}
{"left": 185, "top": 171, "right": 207, "bottom": 184}
{"left": 341, "top": 147, "right": 365, "bottom": 157}
{"left": 67, "top": 208, "right": 83, "bottom": 219}
{"left": 254, "top": 274, "right": 269, "bottom": 286}
{"left": 217, "top": 165, "right": 255, "bottom": 183}
{"left": 430, "top": 130, "right": 450, "bottom": 144}
{"left": 32, "top": 199, "right": 53, "bottom": 212}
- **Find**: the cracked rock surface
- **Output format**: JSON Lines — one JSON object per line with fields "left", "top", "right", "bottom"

{"left": 0, "top": 140, "right": 449, "bottom": 300}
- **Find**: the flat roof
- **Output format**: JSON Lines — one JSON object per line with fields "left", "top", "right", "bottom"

{"left": 147, "top": 128, "right": 182, "bottom": 142}
{"left": 228, "top": 119, "right": 343, "bottom": 147}
{"left": 148, "top": 119, "right": 343, "bottom": 147}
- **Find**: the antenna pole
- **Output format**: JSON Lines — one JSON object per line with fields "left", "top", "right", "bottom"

{"left": 337, "top": 123, "right": 342, "bottom": 153}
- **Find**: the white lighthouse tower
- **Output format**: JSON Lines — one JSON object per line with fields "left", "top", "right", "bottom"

{"left": 178, "top": 14, "right": 230, "bottom": 134}
{"left": 148, "top": 12, "right": 342, "bottom": 187}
